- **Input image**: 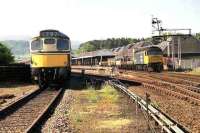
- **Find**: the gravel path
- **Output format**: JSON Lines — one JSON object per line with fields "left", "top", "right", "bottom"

{"left": 42, "top": 90, "right": 74, "bottom": 133}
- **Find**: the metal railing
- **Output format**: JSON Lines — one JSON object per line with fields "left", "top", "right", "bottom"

{"left": 109, "top": 79, "right": 190, "bottom": 133}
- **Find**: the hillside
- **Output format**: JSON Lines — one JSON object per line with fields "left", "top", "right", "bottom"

{"left": 1, "top": 40, "right": 30, "bottom": 61}
{"left": 75, "top": 38, "right": 141, "bottom": 55}
{"left": 0, "top": 40, "right": 81, "bottom": 61}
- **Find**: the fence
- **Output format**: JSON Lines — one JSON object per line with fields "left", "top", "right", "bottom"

{"left": 0, "top": 63, "right": 31, "bottom": 82}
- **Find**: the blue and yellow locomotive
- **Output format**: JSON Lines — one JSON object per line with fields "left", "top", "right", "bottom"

{"left": 133, "top": 46, "right": 163, "bottom": 72}
{"left": 30, "top": 30, "right": 71, "bottom": 88}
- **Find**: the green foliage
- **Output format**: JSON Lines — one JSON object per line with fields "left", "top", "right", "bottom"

{"left": 0, "top": 43, "right": 14, "bottom": 64}
{"left": 76, "top": 38, "right": 140, "bottom": 55}
{"left": 1, "top": 40, "right": 28, "bottom": 55}
{"left": 76, "top": 43, "right": 96, "bottom": 55}
{"left": 99, "top": 84, "right": 119, "bottom": 103}
{"left": 195, "top": 33, "right": 200, "bottom": 40}
{"left": 0, "top": 40, "right": 30, "bottom": 59}
{"left": 87, "top": 86, "right": 99, "bottom": 103}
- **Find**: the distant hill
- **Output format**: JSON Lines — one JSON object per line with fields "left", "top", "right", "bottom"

{"left": 0, "top": 40, "right": 30, "bottom": 61}
{"left": 0, "top": 40, "right": 81, "bottom": 61}
{"left": 75, "top": 38, "right": 141, "bottom": 55}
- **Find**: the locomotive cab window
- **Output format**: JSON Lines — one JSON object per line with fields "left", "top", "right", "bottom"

{"left": 31, "top": 39, "right": 43, "bottom": 50}
{"left": 44, "top": 38, "right": 56, "bottom": 44}
{"left": 57, "top": 39, "right": 69, "bottom": 50}
{"left": 147, "top": 48, "right": 163, "bottom": 55}
{"left": 147, "top": 50, "right": 162, "bottom": 55}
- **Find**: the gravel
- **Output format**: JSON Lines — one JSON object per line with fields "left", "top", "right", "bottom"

{"left": 129, "top": 86, "right": 200, "bottom": 132}
{"left": 0, "top": 83, "right": 37, "bottom": 108}
{"left": 42, "top": 90, "right": 75, "bottom": 133}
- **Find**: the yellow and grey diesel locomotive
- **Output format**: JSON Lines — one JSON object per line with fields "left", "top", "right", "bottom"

{"left": 133, "top": 46, "right": 163, "bottom": 72}
{"left": 30, "top": 30, "right": 71, "bottom": 88}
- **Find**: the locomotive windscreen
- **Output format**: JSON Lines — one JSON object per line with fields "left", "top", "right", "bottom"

{"left": 57, "top": 39, "right": 69, "bottom": 50}
{"left": 31, "top": 39, "right": 43, "bottom": 50}
{"left": 147, "top": 47, "right": 163, "bottom": 55}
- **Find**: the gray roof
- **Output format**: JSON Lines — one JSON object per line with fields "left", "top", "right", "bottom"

{"left": 118, "top": 46, "right": 126, "bottom": 52}
{"left": 94, "top": 49, "right": 114, "bottom": 57}
{"left": 74, "top": 49, "right": 114, "bottom": 59}
{"left": 126, "top": 43, "right": 135, "bottom": 49}
{"left": 156, "top": 36, "right": 200, "bottom": 55}
{"left": 132, "top": 41, "right": 153, "bottom": 49}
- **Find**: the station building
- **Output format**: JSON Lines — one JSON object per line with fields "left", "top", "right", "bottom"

{"left": 157, "top": 35, "right": 200, "bottom": 69}
{"left": 72, "top": 49, "right": 114, "bottom": 66}
{"left": 72, "top": 35, "right": 200, "bottom": 70}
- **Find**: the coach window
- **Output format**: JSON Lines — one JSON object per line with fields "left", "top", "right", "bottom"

{"left": 31, "top": 39, "right": 43, "bottom": 50}
{"left": 57, "top": 39, "right": 69, "bottom": 50}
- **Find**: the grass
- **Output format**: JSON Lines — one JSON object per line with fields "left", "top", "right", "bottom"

{"left": 68, "top": 83, "right": 134, "bottom": 132}
{"left": 98, "top": 84, "right": 119, "bottom": 103}
{"left": 86, "top": 86, "right": 99, "bottom": 103}
{"left": 189, "top": 67, "right": 200, "bottom": 75}
{"left": 85, "top": 84, "right": 119, "bottom": 104}
{"left": 151, "top": 101, "right": 160, "bottom": 108}
{"left": 97, "top": 119, "right": 132, "bottom": 129}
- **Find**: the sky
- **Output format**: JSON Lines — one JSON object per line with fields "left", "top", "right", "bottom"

{"left": 0, "top": 0, "right": 199, "bottom": 42}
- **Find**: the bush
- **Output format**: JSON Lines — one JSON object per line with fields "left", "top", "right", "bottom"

{"left": 0, "top": 43, "right": 14, "bottom": 64}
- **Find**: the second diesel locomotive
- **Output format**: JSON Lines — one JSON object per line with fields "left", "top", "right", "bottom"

{"left": 113, "top": 46, "right": 163, "bottom": 72}
{"left": 72, "top": 45, "right": 164, "bottom": 72}
{"left": 30, "top": 30, "right": 71, "bottom": 88}
{"left": 133, "top": 46, "right": 163, "bottom": 72}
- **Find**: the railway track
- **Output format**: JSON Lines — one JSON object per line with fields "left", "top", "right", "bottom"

{"left": 165, "top": 72, "right": 200, "bottom": 83}
{"left": 121, "top": 71, "right": 200, "bottom": 94}
{"left": 0, "top": 87, "right": 63, "bottom": 133}
{"left": 120, "top": 70, "right": 200, "bottom": 87}
{"left": 119, "top": 74, "right": 200, "bottom": 105}
{"left": 72, "top": 66, "right": 199, "bottom": 87}
{"left": 109, "top": 79, "right": 190, "bottom": 133}
{"left": 114, "top": 70, "right": 200, "bottom": 105}
{"left": 149, "top": 74, "right": 200, "bottom": 88}
{"left": 74, "top": 68, "right": 200, "bottom": 105}
{"left": 72, "top": 71, "right": 193, "bottom": 132}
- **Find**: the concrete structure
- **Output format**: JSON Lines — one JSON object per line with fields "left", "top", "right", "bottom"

{"left": 157, "top": 35, "right": 200, "bottom": 69}
{"left": 72, "top": 49, "right": 114, "bottom": 66}
{"left": 72, "top": 35, "right": 200, "bottom": 70}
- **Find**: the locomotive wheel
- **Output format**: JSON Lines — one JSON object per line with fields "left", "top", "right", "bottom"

{"left": 38, "top": 75, "right": 48, "bottom": 89}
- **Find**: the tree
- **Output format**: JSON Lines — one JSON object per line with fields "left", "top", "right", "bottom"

{"left": 75, "top": 43, "right": 95, "bottom": 55}
{"left": 195, "top": 33, "right": 200, "bottom": 40}
{"left": 0, "top": 43, "right": 14, "bottom": 64}
{"left": 76, "top": 37, "right": 141, "bottom": 55}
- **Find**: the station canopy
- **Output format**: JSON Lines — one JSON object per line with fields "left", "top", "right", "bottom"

{"left": 74, "top": 49, "right": 114, "bottom": 59}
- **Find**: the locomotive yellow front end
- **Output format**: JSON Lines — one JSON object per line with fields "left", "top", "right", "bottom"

{"left": 144, "top": 47, "right": 163, "bottom": 72}
{"left": 134, "top": 46, "right": 163, "bottom": 72}
{"left": 30, "top": 30, "right": 71, "bottom": 88}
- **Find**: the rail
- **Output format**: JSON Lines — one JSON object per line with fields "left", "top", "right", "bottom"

{"left": 0, "top": 87, "right": 64, "bottom": 133}
{"left": 109, "top": 79, "right": 190, "bottom": 133}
